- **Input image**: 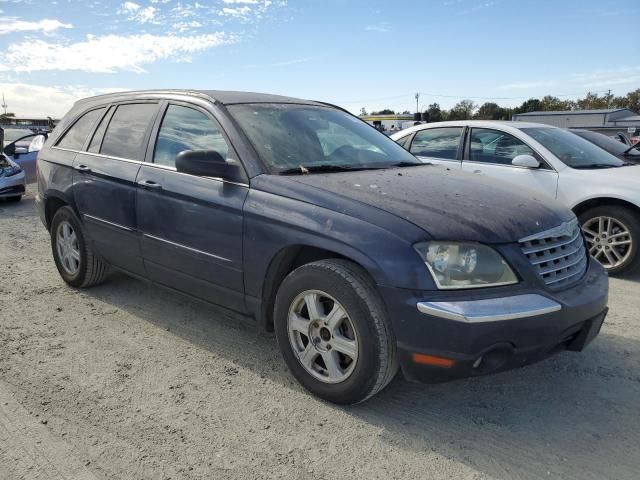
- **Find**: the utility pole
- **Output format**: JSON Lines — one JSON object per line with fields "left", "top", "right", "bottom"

{"left": 1, "top": 93, "right": 7, "bottom": 116}
{"left": 415, "top": 93, "right": 420, "bottom": 114}
{"left": 606, "top": 89, "right": 612, "bottom": 109}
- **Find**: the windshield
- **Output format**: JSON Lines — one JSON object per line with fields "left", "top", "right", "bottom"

{"left": 4, "top": 129, "right": 34, "bottom": 142}
{"left": 573, "top": 130, "right": 640, "bottom": 157}
{"left": 522, "top": 127, "right": 624, "bottom": 168}
{"left": 227, "top": 103, "right": 419, "bottom": 173}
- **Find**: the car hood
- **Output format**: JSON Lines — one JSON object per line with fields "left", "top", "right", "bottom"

{"left": 273, "top": 165, "right": 573, "bottom": 243}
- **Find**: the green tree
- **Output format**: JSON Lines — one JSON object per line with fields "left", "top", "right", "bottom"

{"left": 474, "top": 102, "right": 507, "bottom": 120}
{"left": 576, "top": 92, "right": 609, "bottom": 110}
{"left": 539, "top": 95, "right": 575, "bottom": 111}
{"left": 448, "top": 100, "right": 476, "bottom": 120}
{"left": 513, "top": 98, "right": 542, "bottom": 114}
{"left": 371, "top": 108, "right": 395, "bottom": 115}
{"left": 359, "top": 107, "right": 368, "bottom": 116}
{"left": 426, "top": 103, "right": 445, "bottom": 122}
{"left": 623, "top": 89, "right": 640, "bottom": 112}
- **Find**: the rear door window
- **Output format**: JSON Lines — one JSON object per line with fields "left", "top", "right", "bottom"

{"left": 394, "top": 133, "right": 412, "bottom": 149}
{"left": 56, "top": 108, "right": 105, "bottom": 150}
{"left": 100, "top": 103, "right": 158, "bottom": 160}
{"left": 409, "top": 127, "right": 463, "bottom": 160}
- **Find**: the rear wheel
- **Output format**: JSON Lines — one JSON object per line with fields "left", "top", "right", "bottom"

{"left": 579, "top": 206, "right": 640, "bottom": 275}
{"left": 50, "top": 206, "right": 109, "bottom": 288}
{"left": 274, "top": 259, "right": 397, "bottom": 404}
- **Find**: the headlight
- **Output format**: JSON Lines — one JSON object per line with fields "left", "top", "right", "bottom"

{"left": 0, "top": 164, "right": 22, "bottom": 177}
{"left": 414, "top": 242, "right": 518, "bottom": 289}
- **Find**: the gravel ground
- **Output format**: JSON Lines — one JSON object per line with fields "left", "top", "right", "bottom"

{"left": 1, "top": 185, "right": 639, "bottom": 480}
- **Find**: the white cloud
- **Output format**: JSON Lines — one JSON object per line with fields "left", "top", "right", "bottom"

{"left": 220, "top": 6, "right": 252, "bottom": 17}
{"left": 0, "top": 32, "right": 236, "bottom": 73}
{"left": 364, "top": 23, "right": 391, "bottom": 33}
{"left": 499, "top": 80, "right": 557, "bottom": 90}
{"left": 118, "top": 2, "right": 157, "bottom": 23}
{"left": 222, "top": 0, "right": 259, "bottom": 3}
{"left": 0, "top": 18, "right": 72, "bottom": 35}
{"left": 0, "top": 83, "right": 126, "bottom": 118}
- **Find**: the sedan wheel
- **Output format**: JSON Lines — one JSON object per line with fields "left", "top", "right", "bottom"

{"left": 287, "top": 290, "right": 359, "bottom": 384}
{"left": 582, "top": 216, "right": 632, "bottom": 270}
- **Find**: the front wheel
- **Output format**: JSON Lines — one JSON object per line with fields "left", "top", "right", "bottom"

{"left": 274, "top": 259, "right": 397, "bottom": 404}
{"left": 579, "top": 206, "right": 640, "bottom": 275}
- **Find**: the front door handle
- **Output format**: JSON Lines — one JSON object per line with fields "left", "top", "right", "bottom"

{"left": 138, "top": 180, "right": 162, "bottom": 190}
{"left": 74, "top": 164, "right": 91, "bottom": 173}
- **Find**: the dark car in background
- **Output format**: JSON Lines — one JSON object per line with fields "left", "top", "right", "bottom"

{"left": 570, "top": 129, "right": 640, "bottom": 163}
{"left": 36, "top": 90, "right": 608, "bottom": 403}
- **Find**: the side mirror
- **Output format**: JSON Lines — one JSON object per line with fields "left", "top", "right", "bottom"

{"left": 28, "top": 134, "right": 47, "bottom": 153}
{"left": 175, "top": 150, "right": 244, "bottom": 182}
{"left": 3, "top": 143, "right": 15, "bottom": 157}
{"left": 512, "top": 154, "right": 540, "bottom": 169}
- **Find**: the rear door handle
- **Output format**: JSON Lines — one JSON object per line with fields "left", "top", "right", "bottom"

{"left": 74, "top": 164, "right": 91, "bottom": 173}
{"left": 138, "top": 179, "right": 162, "bottom": 190}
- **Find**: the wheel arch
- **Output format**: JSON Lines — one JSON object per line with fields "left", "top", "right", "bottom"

{"left": 257, "top": 244, "right": 378, "bottom": 332}
{"left": 572, "top": 196, "right": 640, "bottom": 218}
{"left": 44, "top": 192, "right": 74, "bottom": 231}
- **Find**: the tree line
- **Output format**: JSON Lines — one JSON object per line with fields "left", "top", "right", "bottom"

{"left": 364, "top": 88, "right": 640, "bottom": 122}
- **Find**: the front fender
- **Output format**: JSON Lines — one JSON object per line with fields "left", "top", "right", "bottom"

{"left": 242, "top": 188, "right": 435, "bottom": 299}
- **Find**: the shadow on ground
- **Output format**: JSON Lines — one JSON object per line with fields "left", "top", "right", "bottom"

{"left": 81, "top": 273, "right": 640, "bottom": 480}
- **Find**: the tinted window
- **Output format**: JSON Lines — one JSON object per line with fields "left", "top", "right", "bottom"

{"left": 100, "top": 103, "right": 157, "bottom": 160}
{"left": 523, "top": 127, "right": 623, "bottom": 168}
{"left": 153, "top": 105, "right": 229, "bottom": 167}
{"left": 57, "top": 108, "right": 104, "bottom": 150}
{"left": 227, "top": 104, "right": 418, "bottom": 172}
{"left": 88, "top": 106, "right": 114, "bottom": 153}
{"left": 469, "top": 128, "right": 535, "bottom": 165}
{"left": 409, "top": 128, "right": 463, "bottom": 160}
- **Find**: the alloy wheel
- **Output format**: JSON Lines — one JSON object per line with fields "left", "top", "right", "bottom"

{"left": 582, "top": 216, "right": 632, "bottom": 269}
{"left": 56, "top": 220, "right": 81, "bottom": 275}
{"left": 287, "top": 290, "right": 359, "bottom": 384}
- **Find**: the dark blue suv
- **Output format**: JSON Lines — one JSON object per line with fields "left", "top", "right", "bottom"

{"left": 36, "top": 90, "right": 608, "bottom": 403}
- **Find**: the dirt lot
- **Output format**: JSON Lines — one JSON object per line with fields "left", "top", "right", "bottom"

{"left": 1, "top": 185, "right": 639, "bottom": 480}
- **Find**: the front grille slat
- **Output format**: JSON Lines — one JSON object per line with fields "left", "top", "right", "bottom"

{"left": 519, "top": 220, "right": 588, "bottom": 289}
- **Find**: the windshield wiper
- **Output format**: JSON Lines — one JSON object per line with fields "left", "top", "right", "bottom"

{"left": 279, "top": 164, "right": 372, "bottom": 175}
{"left": 388, "top": 161, "right": 426, "bottom": 167}
{"left": 571, "top": 163, "right": 620, "bottom": 169}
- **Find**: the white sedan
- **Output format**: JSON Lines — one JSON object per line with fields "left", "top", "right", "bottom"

{"left": 391, "top": 120, "right": 640, "bottom": 274}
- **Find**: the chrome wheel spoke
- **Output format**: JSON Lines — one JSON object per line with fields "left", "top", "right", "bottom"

{"left": 324, "top": 303, "right": 346, "bottom": 330}
{"left": 303, "top": 293, "right": 322, "bottom": 320}
{"left": 321, "top": 351, "right": 343, "bottom": 378}
{"left": 331, "top": 333, "right": 357, "bottom": 359}
{"left": 583, "top": 215, "right": 632, "bottom": 269}
{"left": 299, "top": 343, "right": 318, "bottom": 368}
{"left": 55, "top": 221, "right": 81, "bottom": 275}
{"left": 289, "top": 313, "right": 310, "bottom": 334}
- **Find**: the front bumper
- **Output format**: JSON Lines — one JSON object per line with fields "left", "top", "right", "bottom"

{"left": 379, "top": 259, "right": 608, "bottom": 383}
{"left": 0, "top": 170, "right": 26, "bottom": 198}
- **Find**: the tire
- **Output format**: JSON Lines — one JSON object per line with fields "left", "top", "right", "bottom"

{"left": 579, "top": 205, "right": 640, "bottom": 275}
{"left": 50, "top": 206, "right": 109, "bottom": 288}
{"left": 274, "top": 259, "right": 397, "bottom": 404}
{"left": 5, "top": 196, "right": 21, "bottom": 202}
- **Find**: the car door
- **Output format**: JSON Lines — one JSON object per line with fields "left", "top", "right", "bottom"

{"left": 72, "top": 102, "right": 160, "bottom": 275}
{"left": 136, "top": 101, "right": 249, "bottom": 313}
{"left": 461, "top": 127, "right": 558, "bottom": 199}
{"left": 407, "top": 127, "right": 464, "bottom": 168}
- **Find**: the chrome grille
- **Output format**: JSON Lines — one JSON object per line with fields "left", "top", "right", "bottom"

{"left": 519, "top": 219, "right": 588, "bottom": 288}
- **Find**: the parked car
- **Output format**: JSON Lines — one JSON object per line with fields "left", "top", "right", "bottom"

{"left": 570, "top": 129, "right": 640, "bottom": 163}
{"left": 2, "top": 130, "right": 47, "bottom": 182}
{"left": 0, "top": 153, "right": 25, "bottom": 202}
{"left": 392, "top": 121, "right": 640, "bottom": 274}
{"left": 37, "top": 91, "right": 608, "bottom": 403}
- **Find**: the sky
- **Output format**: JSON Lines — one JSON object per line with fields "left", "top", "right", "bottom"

{"left": 1, "top": 0, "right": 639, "bottom": 118}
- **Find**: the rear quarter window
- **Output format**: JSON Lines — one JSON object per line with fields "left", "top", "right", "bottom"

{"left": 56, "top": 108, "right": 105, "bottom": 150}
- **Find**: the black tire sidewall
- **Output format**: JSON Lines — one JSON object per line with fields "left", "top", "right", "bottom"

{"left": 50, "top": 207, "right": 89, "bottom": 287}
{"left": 579, "top": 206, "right": 640, "bottom": 275}
{"left": 274, "top": 263, "right": 385, "bottom": 404}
